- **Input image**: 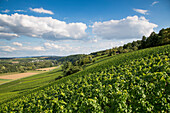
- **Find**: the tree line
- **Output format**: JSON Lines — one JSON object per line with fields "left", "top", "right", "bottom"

{"left": 0, "top": 60, "right": 58, "bottom": 73}
{"left": 62, "top": 28, "right": 170, "bottom": 76}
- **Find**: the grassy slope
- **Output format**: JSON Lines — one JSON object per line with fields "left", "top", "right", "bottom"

{"left": 0, "top": 66, "right": 63, "bottom": 103}
{"left": 0, "top": 45, "right": 169, "bottom": 104}
{"left": 38, "top": 45, "right": 169, "bottom": 96}
{"left": 0, "top": 79, "right": 11, "bottom": 84}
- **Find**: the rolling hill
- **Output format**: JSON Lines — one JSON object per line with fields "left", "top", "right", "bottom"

{"left": 0, "top": 44, "right": 169, "bottom": 112}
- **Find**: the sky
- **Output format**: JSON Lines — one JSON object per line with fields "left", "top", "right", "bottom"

{"left": 0, "top": 0, "right": 169, "bottom": 57}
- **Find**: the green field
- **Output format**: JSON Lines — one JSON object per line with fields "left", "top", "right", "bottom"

{"left": 0, "top": 45, "right": 170, "bottom": 112}
{"left": 0, "top": 45, "right": 169, "bottom": 112}
{"left": 0, "top": 79, "right": 12, "bottom": 84}
{"left": 0, "top": 66, "right": 63, "bottom": 103}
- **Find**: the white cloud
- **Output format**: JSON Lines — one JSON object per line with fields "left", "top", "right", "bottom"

{"left": 151, "top": 1, "right": 159, "bottom": 6}
{"left": 1, "top": 9, "right": 10, "bottom": 13}
{"left": 133, "top": 8, "right": 148, "bottom": 15}
{"left": 0, "top": 33, "right": 19, "bottom": 40}
{"left": 14, "top": 10, "right": 26, "bottom": 12}
{"left": 44, "top": 42, "right": 82, "bottom": 53}
{"left": 0, "top": 46, "right": 16, "bottom": 52}
{"left": 91, "top": 39, "right": 98, "bottom": 43}
{"left": 33, "top": 46, "right": 45, "bottom": 51}
{"left": 29, "top": 7, "right": 54, "bottom": 15}
{"left": 18, "top": 46, "right": 45, "bottom": 51}
{"left": 89, "top": 36, "right": 98, "bottom": 43}
{"left": 12, "top": 42, "right": 22, "bottom": 47}
{"left": 91, "top": 15, "right": 158, "bottom": 40}
{"left": 0, "top": 45, "right": 45, "bottom": 53}
{"left": 44, "top": 42, "right": 64, "bottom": 49}
{"left": 0, "top": 13, "right": 87, "bottom": 40}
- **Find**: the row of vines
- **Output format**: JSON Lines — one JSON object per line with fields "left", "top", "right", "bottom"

{"left": 0, "top": 47, "right": 169, "bottom": 112}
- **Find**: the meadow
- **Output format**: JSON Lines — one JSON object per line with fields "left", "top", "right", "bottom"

{"left": 0, "top": 66, "right": 62, "bottom": 103}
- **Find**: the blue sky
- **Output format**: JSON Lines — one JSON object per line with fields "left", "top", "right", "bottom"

{"left": 0, "top": 0, "right": 169, "bottom": 57}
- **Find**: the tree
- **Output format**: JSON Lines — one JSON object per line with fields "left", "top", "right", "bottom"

{"left": 132, "top": 46, "right": 138, "bottom": 51}
{"left": 1, "top": 66, "right": 6, "bottom": 70}
{"left": 117, "top": 46, "right": 123, "bottom": 53}
{"left": 62, "top": 61, "right": 82, "bottom": 76}
{"left": 108, "top": 49, "right": 113, "bottom": 56}
{"left": 141, "top": 36, "right": 146, "bottom": 48}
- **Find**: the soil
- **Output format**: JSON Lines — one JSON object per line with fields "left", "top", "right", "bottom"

{"left": 0, "top": 72, "right": 39, "bottom": 80}
{"left": 36, "top": 67, "right": 57, "bottom": 71}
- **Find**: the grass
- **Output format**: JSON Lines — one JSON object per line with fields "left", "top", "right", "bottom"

{"left": 0, "top": 45, "right": 169, "bottom": 112}
{"left": 0, "top": 66, "right": 63, "bottom": 103}
{"left": 0, "top": 45, "right": 169, "bottom": 104}
{"left": 0, "top": 79, "right": 12, "bottom": 84}
{"left": 46, "top": 44, "right": 170, "bottom": 90}
{"left": 0, "top": 72, "right": 20, "bottom": 76}
{"left": 93, "top": 54, "right": 109, "bottom": 61}
{"left": 0, "top": 79, "right": 12, "bottom": 81}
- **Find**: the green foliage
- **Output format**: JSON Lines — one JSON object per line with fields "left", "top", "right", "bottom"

{"left": 0, "top": 66, "right": 63, "bottom": 103}
{"left": 91, "top": 27, "right": 170, "bottom": 59}
{"left": 76, "top": 55, "right": 94, "bottom": 66}
{"left": 62, "top": 62, "right": 82, "bottom": 76}
{"left": 61, "top": 55, "right": 94, "bottom": 76}
{"left": 0, "top": 60, "right": 58, "bottom": 74}
{"left": 142, "top": 28, "right": 170, "bottom": 48}
{"left": 58, "top": 54, "right": 87, "bottom": 63}
{"left": 0, "top": 45, "right": 169, "bottom": 112}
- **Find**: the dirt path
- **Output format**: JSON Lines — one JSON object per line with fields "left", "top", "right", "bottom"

{"left": 0, "top": 72, "right": 39, "bottom": 80}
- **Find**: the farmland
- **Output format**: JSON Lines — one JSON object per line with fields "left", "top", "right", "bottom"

{"left": 0, "top": 57, "right": 59, "bottom": 74}
{"left": 0, "top": 66, "right": 58, "bottom": 85}
{"left": 0, "top": 45, "right": 169, "bottom": 112}
{"left": 0, "top": 79, "right": 11, "bottom": 84}
{"left": 0, "top": 72, "right": 40, "bottom": 80}
{"left": 36, "top": 66, "right": 58, "bottom": 71}
{"left": 0, "top": 66, "right": 62, "bottom": 103}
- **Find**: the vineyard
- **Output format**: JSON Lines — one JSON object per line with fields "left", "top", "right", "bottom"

{"left": 0, "top": 45, "right": 169, "bottom": 112}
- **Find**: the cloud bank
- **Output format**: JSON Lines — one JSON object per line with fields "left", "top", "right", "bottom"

{"left": 0, "top": 46, "right": 16, "bottom": 52}
{"left": 0, "top": 32, "right": 19, "bottom": 40}
{"left": 91, "top": 15, "right": 158, "bottom": 40}
{"left": 0, "top": 45, "right": 45, "bottom": 52}
{"left": 0, "top": 13, "right": 87, "bottom": 40}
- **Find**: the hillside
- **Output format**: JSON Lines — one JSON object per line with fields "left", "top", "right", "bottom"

{"left": 0, "top": 44, "right": 169, "bottom": 112}
{"left": 1, "top": 0, "right": 170, "bottom": 112}
{"left": 60, "top": 28, "right": 170, "bottom": 77}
